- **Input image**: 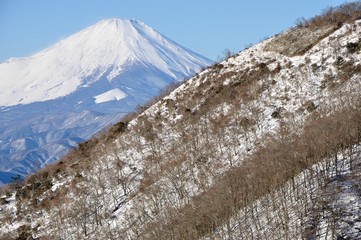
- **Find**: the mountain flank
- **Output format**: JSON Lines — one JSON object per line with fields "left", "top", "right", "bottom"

{"left": 1, "top": 2, "right": 361, "bottom": 239}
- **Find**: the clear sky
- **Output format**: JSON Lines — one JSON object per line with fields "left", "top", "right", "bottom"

{"left": 0, "top": 0, "right": 354, "bottom": 61}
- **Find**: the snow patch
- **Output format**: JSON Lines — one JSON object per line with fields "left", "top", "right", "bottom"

{"left": 94, "top": 88, "right": 128, "bottom": 103}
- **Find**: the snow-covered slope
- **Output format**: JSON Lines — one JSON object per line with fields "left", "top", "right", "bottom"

{"left": 0, "top": 18, "right": 211, "bottom": 185}
{"left": 3, "top": 6, "right": 361, "bottom": 239}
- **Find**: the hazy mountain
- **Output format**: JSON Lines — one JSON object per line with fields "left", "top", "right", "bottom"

{"left": 0, "top": 18, "right": 211, "bottom": 185}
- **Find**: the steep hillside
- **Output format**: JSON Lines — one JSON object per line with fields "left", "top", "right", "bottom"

{"left": 0, "top": 18, "right": 211, "bottom": 185}
{"left": 1, "top": 2, "right": 361, "bottom": 239}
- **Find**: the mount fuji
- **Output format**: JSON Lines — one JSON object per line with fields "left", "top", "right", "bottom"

{"left": 0, "top": 18, "right": 211, "bottom": 185}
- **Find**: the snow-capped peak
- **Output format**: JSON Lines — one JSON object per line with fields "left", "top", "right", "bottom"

{"left": 0, "top": 19, "right": 211, "bottom": 185}
{"left": 0, "top": 18, "right": 211, "bottom": 107}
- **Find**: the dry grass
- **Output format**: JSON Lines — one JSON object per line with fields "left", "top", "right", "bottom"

{"left": 264, "top": 26, "right": 336, "bottom": 56}
{"left": 265, "top": 1, "right": 361, "bottom": 56}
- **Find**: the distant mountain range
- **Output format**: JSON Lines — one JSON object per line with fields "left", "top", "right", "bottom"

{"left": 0, "top": 18, "right": 212, "bottom": 185}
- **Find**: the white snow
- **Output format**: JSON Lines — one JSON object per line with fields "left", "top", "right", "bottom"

{"left": 0, "top": 18, "right": 211, "bottom": 107}
{"left": 94, "top": 88, "right": 127, "bottom": 103}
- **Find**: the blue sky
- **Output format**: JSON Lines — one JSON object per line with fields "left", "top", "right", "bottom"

{"left": 0, "top": 0, "right": 353, "bottom": 61}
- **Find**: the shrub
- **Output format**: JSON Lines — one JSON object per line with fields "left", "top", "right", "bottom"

{"left": 346, "top": 40, "right": 361, "bottom": 53}
{"left": 271, "top": 110, "right": 281, "bottom": 118}
{"left": 299, "top": 2, "right": 361, "bottom": 29}
{"left": 305, "top": 100, "right": 317, "bottom": 112}
{"left": 106, "top": 121, "right": 127, "bottom": 141}
{"left": 16, "top": 225, "right": 32, "bottom": 240}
